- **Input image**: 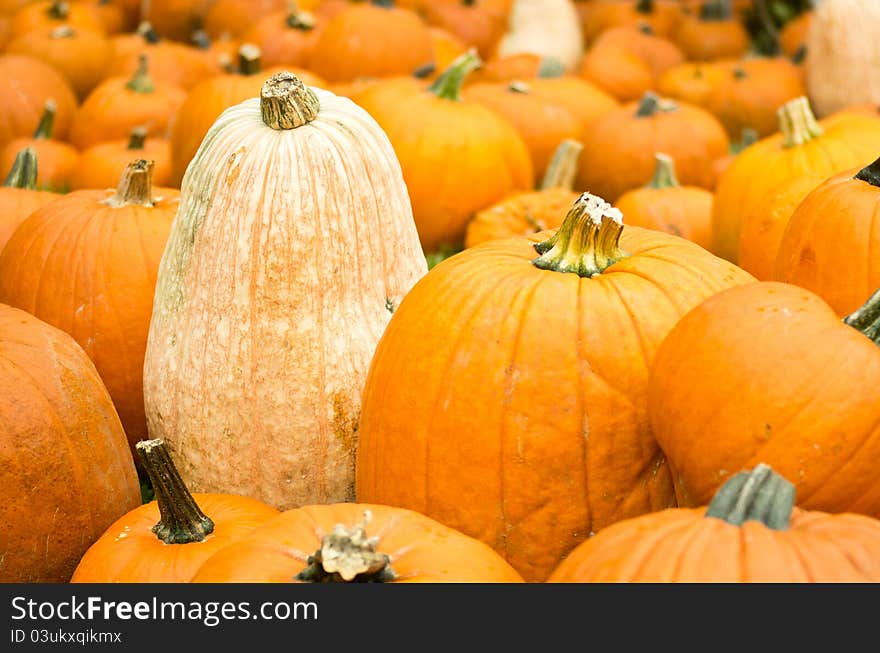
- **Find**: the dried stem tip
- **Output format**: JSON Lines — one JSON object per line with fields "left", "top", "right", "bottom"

{"left": 260, "top": 71, "right": 320, "bottom": 130}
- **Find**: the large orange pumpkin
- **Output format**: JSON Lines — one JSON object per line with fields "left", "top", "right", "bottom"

{"left": 549, "top": 464, "right": 880, "bottom": 582}
{"left": 648, "top": 281, "right": 880, "bottom": 516}
{"left": 71, "top": 439, "right": 280, "bottom": 582}
{"left": 356, "top": 191, "right": 755, "bottom": 581}
{"left": 0, "top": 147, "right": 57, "bottom": 251}
{"left": 0, "top": 159, "right": 181, "bottom": 454}
{"left": 0, "top": 302, "right": 141, "bottom": 582}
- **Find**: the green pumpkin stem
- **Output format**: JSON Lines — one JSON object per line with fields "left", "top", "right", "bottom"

{"left": 648, "top": 153, "right": 679, "bottom": 189}
{"left": 532, "top": 192, "right": 629, "bottom": 277}
{"left": 854, "top": 155, "right": 880, "bottom": 188}
{"left": 705, "top": 464, "right": 795, "bottom": 530}
{"left": 127, "top": 127, "right": 147, "bottom": 150}
{"left": 843, "top": 288, "right": 880, "bottom": 346}
{"left": 126, "top": 54, "right": 155, "bottom": 93}
{"left": 428, "top": 49, "right": 482, "bottom": 102}
{"left": 296, "top": 510, "right": 397, "bottom": 583}
{"left": 136, "top": 439, "right": 215, "bottom": 545}
{"left": 779, "top": 97, "right": 824, "bottom": 148}
{"left": 260, "top": 71, "right": 320, "bottom": 130}
{"left": 636, "top": 92, "right": 677, "bottom": 117}
{"left": 699, "top": 0, "right": 732, "bottom": 21}
{"left": 103, "top": 159, "right": 154, "bottom": 208}
{"left": 237, "top": 44, "right": 262, "bottom": 75}
{"left": 539, "top": 139, "right": 583, "bottom": 191}
{"left": 537, "top": 56, "right": 565, "bottom": 79}
{"left": 3, "top": 147, "right": 38, "bottom": 190}
{"left": 32, "top": 101, "right": 57, "bottom": 140}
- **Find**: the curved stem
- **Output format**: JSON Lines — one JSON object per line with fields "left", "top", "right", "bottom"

{"left": 854, "top": 155, "right": 880, "bottom": 188}
{"left": 261, "top": 71, "right": 320, "bottom": 130}
{"left": 237, "top": 44, "right": 262, "bottom": 76}
{"left": 428, "top": 49, "right": 482, "bottom": 102}
{"left": 136, "top": 439, "right": 215, "bottom": 545}
{"left": 32, "top": 101, "right": 57, "bottom": 140}
{"left": 778, "top": 96, "right": 823, "bottom": 148}
{"left": 532, "top": 192, "right": 628, "bottom": 277}
{"left": 125, "top": 54, "right": 155, "bottom": 94}
{"left": 103, "top": 159, "right": 154, "bottom": 208}
{"left": 648, "top": 153, "right": 679, "bottom": 189}
{"left": 705, "top": 464, "right": 795, "bottom": 530}
{"left": 3, "top": 147, "right": 38, "bottom": 190}
{"left": 843, "top": 288, "right": 880, "bottom": 346}
{"left": 540, "top": 139, "right": 583, "bottom": 191}
{"left": 296, "top": 511, "right": 397, "bottom": 583}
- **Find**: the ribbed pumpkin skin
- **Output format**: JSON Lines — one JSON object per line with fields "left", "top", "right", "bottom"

{"left": 0, "top": 185, "right": 56, "bottom": 250}
{"left": 190, "top": 503, "right": 525, "bottom": 583}
{"left": 0, "top": 304, "right": 141, "bottom": 582}
{"left": 355, "top": 227, "right": 754, "bottom": 581}
{"left": 0, "top": 186, "right": 182, "bottom": 452}
{"left": 613, "top": 184, "right": 714, "bottom": 250}
{"left": 648, "top": 282, "right": 880, "bottom": 515}
{"left": 548, "top": 507, "right": 880, "bottom": 582}
{"left": 464, "top": 187, "right": 580, "bottom": 248}
{"left": 144, "top": 87, "right": 428, "bottom": 511}
{"left": 69, "top": 138, "right": 173, "bottom": 190}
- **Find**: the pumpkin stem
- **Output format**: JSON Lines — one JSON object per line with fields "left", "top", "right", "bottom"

{"left": 136, "top": 439, "right": 215, "bottom": 545}
{"left": 508, "top": 80, "right": 529, "bottom": 94}
{"left": 50, "top": 24, "right": 75, "bottom": 39}
{"left": 428, "top": 49, "right": 482, "bottom": 102}
{"left": 843, "top": 288, "right": 880, "bottom": 346}
{"left": 779, "top": 96, "right": 823, "bottom": 148}
{"left": 261, "top": 71, "right": 320, "bottom": 130}
{"left": 32, "top": 101, "right": 57, "bottom": 140}
{"left": 127, "top": 126, "right": 147, "bottom": 150}
{"left": 731, "top": 127, "right": 759, "bottom": 155}
{"left": 48, "top": 0, "right": 69, "bottom": 19}
{"left": 705, "top": 464, "right": 795, "bottom": 530}
{"left": 539, "top": 139, "right": 583, "bottom": 191}
{"left": 699, "top": 0, "right": 732, "bottom": 21}
{"left": 854, "top": 155, "right": 880, "bottom": 188}
{"left": 286, "top": 10, "right": 316, "bottom": 30}
{"left": 412, "top": 62, "right": 436, "bottom": 79}
{"left": 3, "top": 147, "right": 38, "bottom": 190}
{"left": 126, "top": 54, "right": 155, "bottom": 94}
{"left": 648, "top": 153, "right": 679, "bottom": 189}
{"left": 537, "top": 56, "right": 565, "bottom": 78}
{"left": 296, "top": 510, "right": 397, "bottom": 583}
{"left": 636, "top": 0, "right": 653, "bottom": 13}
{"left": 190, "top": 28, "right": 211, "bottom": 49}
{"left": 237, "top": 43, "right": 262, "bottom": 75}
{"left": 532, "top": 192, "right": 628, "bottom": 277}
{"left": 137, "top": 21, "right": 161, "bottom": 44}
{"left": 636, "top": 92, "right": 677, "bottom": 117}
{"left": 103, "top": 159, "right": 155, "bottom": 208}
{"left": 371, "top": 0, "right": 394, "bottom": 7}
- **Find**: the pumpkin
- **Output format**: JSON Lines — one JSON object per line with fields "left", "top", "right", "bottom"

{"left": 704, "top": 57, "right": 807, "bottom": 139}
{"left": 523, "top": 75, "right": 620, "bottom": 131}
{"left": 0, "top": 100, "right": 78, "bottom": 192}
{"left": 806, "top": 0, "right": 880, "bottom": 118}
{"left": 465, "top": 52, "right": 565, "bottom": 85}
{"left": 68, "top": 54, "right": 187, "bottom": 149}
{"left": 189, "top": 26, "right": 239, "bottom": 71}
{"left": 355, "top": 191, "right": 755, "bottom": 581}
{"left": 495, "top": 0, "right": 584, "bottom": 71}
{"left": 774, "top": 156, "right": 880, "bottom": 316}
{"left": 71, "top": 439, "right": 280, "bottom": 582}
{"left": 307, "top": 0, "right": 434, "bottom": 83}
{"left": 581, "top": 0, "right": 682, "bottom": 44}
{"left": 69, "top": 126, "right": 172, "bottom": 190}
{"left": 711, "top": 96, "right": 880, "bottom": 264}
{"left": 577, "top": 91, "right": 729, "bottom": 202}
{"left": 673, "top": 0, "right": 749, "bottom": 61}
{"left": 427, "top": 26, "right": 467, "bottom": 77}
{"left": 613, "top": 152, "right": 713, "bottom": 250}
{"left": 648, "top": 280, "right": 880, "bottom": 516}
{"left": 190, "top": 504, "right": 524, "bottom": 583}
{"left": 202, "top": 0, "right": 286, "bottom": 39}
{"left": 141, "top": 0, "right": 211, "bottom": 42}
{"left": 73, "top": 0, "right": 128, "bottom": 34}
{"left": 657, "top": 61, "right": 727, "bottom": 108}
{"left": 0, "top": 302, "right": 141, "bottom": 582}
{"left": 464, "top": 138, "right": 582, "bottom": 248}
{"left": 143, "top": 72, "right": 428, "bottom": 510}
{"left": 9, "top": 0, "right": 104, "bottom": 38}
{"left": 0, "top": 159, "right": 181, "bottom": 454}
{"left": 0, "top": 54, "right": 78, "bottom": 148}
{"left": 421, "top": 0, "right": 508, "bottom": 60}
{"left": 5, "top": 24, "right": 113, "bottom": 101}
{"left": 353, "top": 51, "right": 533, "bottom": 253}
{"left": 549, "top": 464, "right": 880, "bottom": 582}
{"left": 0, "top": 147, "right": 57, "bottom": 250}
{"left": 168, "top": 45, "right": 310, "bottom": 188}
{"left": 239, "top": 6, "right": 317, "bottom": 69}
{"left": 709, "top": 126, "right": 757, "bottom": 188}
{"left": 780, "top": 9, "right": 812, "bottom": 60}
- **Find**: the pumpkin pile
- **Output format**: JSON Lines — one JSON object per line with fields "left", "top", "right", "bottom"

{"left": 3, "top": 0, "right": 880, "bottom": 587}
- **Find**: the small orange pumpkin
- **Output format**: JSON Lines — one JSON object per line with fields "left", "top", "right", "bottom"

{"left": 69, "top": 126, "right": 172, "bottom": 190}
{"left": 141, "top": 0, "right": 212, "bottom": 42}
{"left": 202, "top": 0, "right": 287, "bottom": 39}
{"left": 581, "top": 0, "right": 682, "bottom": 44}
{"left": 657, "top": 61, "right": 727, "bottom": 108}
{"left": 421, "top": 0, "right": 508, "bottom": 60}
{"left": 9, "top": 0, "right": 104, "bottom": 38}
{"left": 239, "top": 6, "right": 318, "bottom": 68}
{"left": 673, "top": 0, "right": 749, "bottom": 61}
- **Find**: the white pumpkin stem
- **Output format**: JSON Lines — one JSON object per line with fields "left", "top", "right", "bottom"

{"left": 532, "top": 192, "right": 629, "bottom": 277}
{"left": 843, "top": 288, "right": 880, "bottom": 346}
{"left": 4, "top": 147, "right": 38, "bottom": 190}
{"left": 296, "top": 510, "right": 397, "bottom": 583}
{"left": 648, "top": 153, "right": 679, "bottom": 189}
{"left": 705, "top": 464, "right": 795, "bottom": 530}
{"left": 103, "top": 159, "right": 155, "bottom": 208}
{"left": 260, "top": 71, "right": 320, "bottom": 130}
{"left": 539, "top": 139, "right": 583, "bottom": 191}
{"left": 779, "top": 96, "right": 824, "bottom": 148}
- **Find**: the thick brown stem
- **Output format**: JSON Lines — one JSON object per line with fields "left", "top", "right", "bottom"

{"left": 428, "top": 49, "right": 482, "bottom": 102}
{"left": 540, "top": 139, "right": 583, "bottom": 191}
{"left": 844, "top": 288, "right": 880, "bottom": 346}
{"left": 705, "top": 464, "right": 795, "bottom": 530}
{"left": 136, "top": 439, "right": 215, "bottom": 545}
{"left": 3, "top": 147, "right": 38, "bottom": 190}
{"left": 237, "top": 43, "right": 262, "bottom": 76}
{"left": 127, "top": 127, "right": 147, "bottom": 150}
{"left": 260, "top": 71, "right": 320, "bottom": 130}
{"left": 778, "top": 96, "right": 823, "bottom": 148}
{"left": 102, "top": 159, "right": 154, "bottom": 208}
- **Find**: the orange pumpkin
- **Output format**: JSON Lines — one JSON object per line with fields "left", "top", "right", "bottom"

{"left": 524, "top": 75, "right": 620, "bottom": 132}
{"left": 780, "top": 10, "right": 812, "bottom": 60}
{"left": 466, "top": 52, "right": 565, "bottom": 85}
{"left": 0, "top": 302, "right": 141, "bottom": 582}
{"left": 69, "top": 54, "right": 187, "bottom": 149}
{"left": 356, "top": 191, "right": 755, "bottom": 581}
{"left": 711, "top": 96, "right": 880, "bottom": 264}
{"left": 354, "top": 50, "right": 533, "bottom": 252}
{"left": 709, "top": 126, "right": 757, "bottom": 188}
{"left": 0, "top": 54, "right": 78, "bottom": 148}
{"left": 0, "top": 147, "right": 58, "bottom": 250}
{"left": 0, "top": 100, "right": 78, "bottom": 192}
{"left": 774, "top": 157, "right": 880, "bottom": 316}
{"left": 577, "top": 91, "right": 729, "bottom": 202}
{"left": 202, "top": 0, "right": 287, "bottom": 39}
{"left": 0, "top": 159, "right": 181, "bottom": 454}
{"left": 190, "top": 504, "right": 524, "bottom": 583}
{"left": 613, "top": 152, "right": 714, "bottom": 249}
{"left": 427, "top": 26, "right": 467, "bottom": 77}
{"left": 239, "top": 6, "right": 318, "bottom": 68}
{"left": 71, "top": 439, "right": 280, "bottom": 582}
{"left": 69, "top": 127, "right": 172, "bottom": 190}
{"left": 73, "top": 0, "right": 129, "bottom": 34}
{"left": 549, "top": 464, "right": 880, "bottom": 582}
{"left": 581, "top": 0, "right": 682, "bottom": 44}
{"left": 657, "top": 61, "right": 727, "bottom": 108}
{"left": 141, "top": 0, "right": 212, "bottom": 42}
{"left": 9, "top": 0, "right": 104, "bottom": 38}
{"left": 673, "top": 0, "right": 749, "bottom": 61}
{"left": 649, "top": 281, "right": 880, "bottom": 515}
{"left": 421, "top": 0, "right": 508, "bottom": 60}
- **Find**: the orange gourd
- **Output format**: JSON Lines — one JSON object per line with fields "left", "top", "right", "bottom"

{"left": 69, "top": 127, "right": 172, "bottom": 190}
{"left": 673, "top": 0, "right": 749, "bottom": 61}
{"left": 202, "top": 0, "right": 286, "bottom": 39}
{"left": 9, "top": 0, "right": 104, "bottom": 38}
{"left": 239, "top": 7, "right": 318, "bottom": 68}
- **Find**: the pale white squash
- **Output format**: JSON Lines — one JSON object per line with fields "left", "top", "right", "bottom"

{"left": 143, "top": 72, "right": 428, "bottom": 510}
{"left": 495, "top": 0, "right": 585, "bottom": 71}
